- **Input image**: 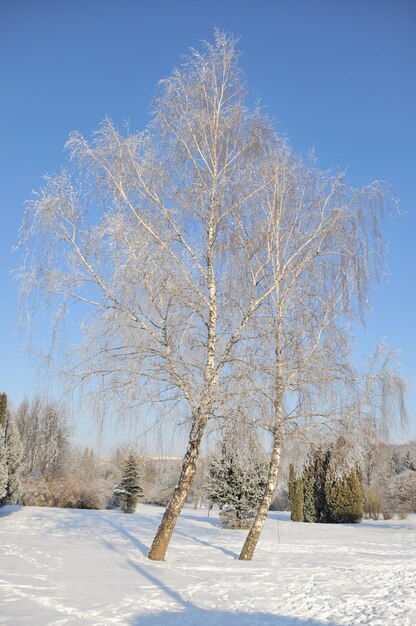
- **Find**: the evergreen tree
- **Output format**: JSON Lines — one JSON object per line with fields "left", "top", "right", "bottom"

{"left": 288, "top": 464, "right": 295, "bottom": 512}
{"left": 0, "top": 393, "right": 23, "bottom": 507}
{"left": 292, "top": 439, "right": 364, "bottom": 524}
{"left": 292, "top": 478, "right": 304, "bottom": 522}
{"left": 311, "top": 447, "right": 332, "bottom": 523}
{"left": 302, "top": 459, "right": 316, "bottom": 523}
{"left": 324, "top": 467, "right": 364, "bottom": 523}
{"left": 0, "top": 393, "right": 7, "bottom": 428}
{"left": 205, "top": 423, "right": 268, "bottom": 529}
{"left": 0, "top": 424, "right": 7, "bottom": 503}
{"left": 3, "top": 416, "right": 23, "bottom": 505}
{"left": 206, "top": 443, "right": 230, "bottom": 508}
{"left": 114, "top": 453, "right": 144, "bottom": 514}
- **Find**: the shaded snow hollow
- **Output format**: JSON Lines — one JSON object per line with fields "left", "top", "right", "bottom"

{"left": 0, "top": 504, "right": 415, "bottom": 625}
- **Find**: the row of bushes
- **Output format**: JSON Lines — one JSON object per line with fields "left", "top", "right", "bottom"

{"left": 21, "top": 476, "right": 114, "bottom": 510}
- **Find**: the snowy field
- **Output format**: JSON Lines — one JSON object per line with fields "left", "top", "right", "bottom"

{"left": 0, "top": 504, "right": 415, "bottom": 626}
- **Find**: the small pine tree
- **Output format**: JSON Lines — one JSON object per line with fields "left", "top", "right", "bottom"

{"left": 114, "top": 453, "right": 144, "bottom": 514}
{"left": 324, "top": 467, "right": 364, "bottom": 523}
{"left": 205, "top": 423, "right": 268, "bottom": 529}
{"left": 206, "top": 444, "right": 231, "bottom": 509}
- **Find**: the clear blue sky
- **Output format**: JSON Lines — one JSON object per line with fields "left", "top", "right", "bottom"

{"left": 1, "top": 0, "right": 415, "bottom": 450}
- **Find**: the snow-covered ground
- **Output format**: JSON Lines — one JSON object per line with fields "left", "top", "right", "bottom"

{"left": 0, "top": 504, "right": 415, "bottom": 625}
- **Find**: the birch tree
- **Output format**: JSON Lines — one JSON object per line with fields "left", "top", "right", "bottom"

{"left": 19, "top": 32, "right": 278, "bottom": 560}
{"left": 18, "top": 31, "right": 406, "bottom": 561}
{"left": 238, "top": 147, "right": 407, "bottom": 559}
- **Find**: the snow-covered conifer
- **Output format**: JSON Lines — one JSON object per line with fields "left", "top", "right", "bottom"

{"left": 291, "top": 479, "right": 304, "bottom": 522}
{"left": 288, "top": 464, "right": 304, "bottom": 522}
{"left": 114, "top": 453, "right": 144, "bottom": 514}
{"left": 0, "top": 424, "right": 7, "bottom": 503}
{"left": 288, "top": 463, "right": 295, "bottom": 510}
{"left": 0, "top": 393, "right": 23, "bottom": 506}
{"left": 324, "top": 467, "right": 364, "bottom": 523}
{"left": 0, "top": 393, "right": 9, "bottom": 504}
{"left": 292, "top": 438, "right": 364, "bottom": 524}
{"left": 3, "top": 416, "right": 23, "bottom": 504}
{"left": 302, "top": 460, "right": 316, "bottom": 523}
{"left": 206, "top": 422, "right": 268, "bottom": 529}
{"left": 0, "top": 393, "right": 7, "bottom": 429}
{"left": 310, "top": 447, "right": 332, "bottom": 523}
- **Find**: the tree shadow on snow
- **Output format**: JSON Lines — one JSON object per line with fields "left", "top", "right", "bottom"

{"left": 179, "top": 512, "right": 221, "bottom": 527}
{"left": 128, "top": 611, "right": 340, "bottom": 625}
{"left": 355, "top": 520, "right": 415, "bottom": 531}
{"left": 100, "top": 516, "right": 149, "bottom": 556}
{"left": 99, "top": 510, "right": 238, "bottom": 559}
{"left": 267, "top": 511, "right": 290, "bottom": 521}
{"left": 0, "top": 504, "right": 23, "bottom": 518}
{"left": 126, "top": 560, "right": 340, "bottom": 626}
{"left": 40, "top": 508, "right": 152, "bottom": 556}
{"left": 173, "top": 528, "right": 239, "bottom": 559}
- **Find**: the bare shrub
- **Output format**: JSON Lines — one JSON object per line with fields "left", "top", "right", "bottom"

{"left": 365, "top": 488, "right": 382, "bottom": 520}
{"left": 384, "top": 470, "right": 416, "bottom": 518}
